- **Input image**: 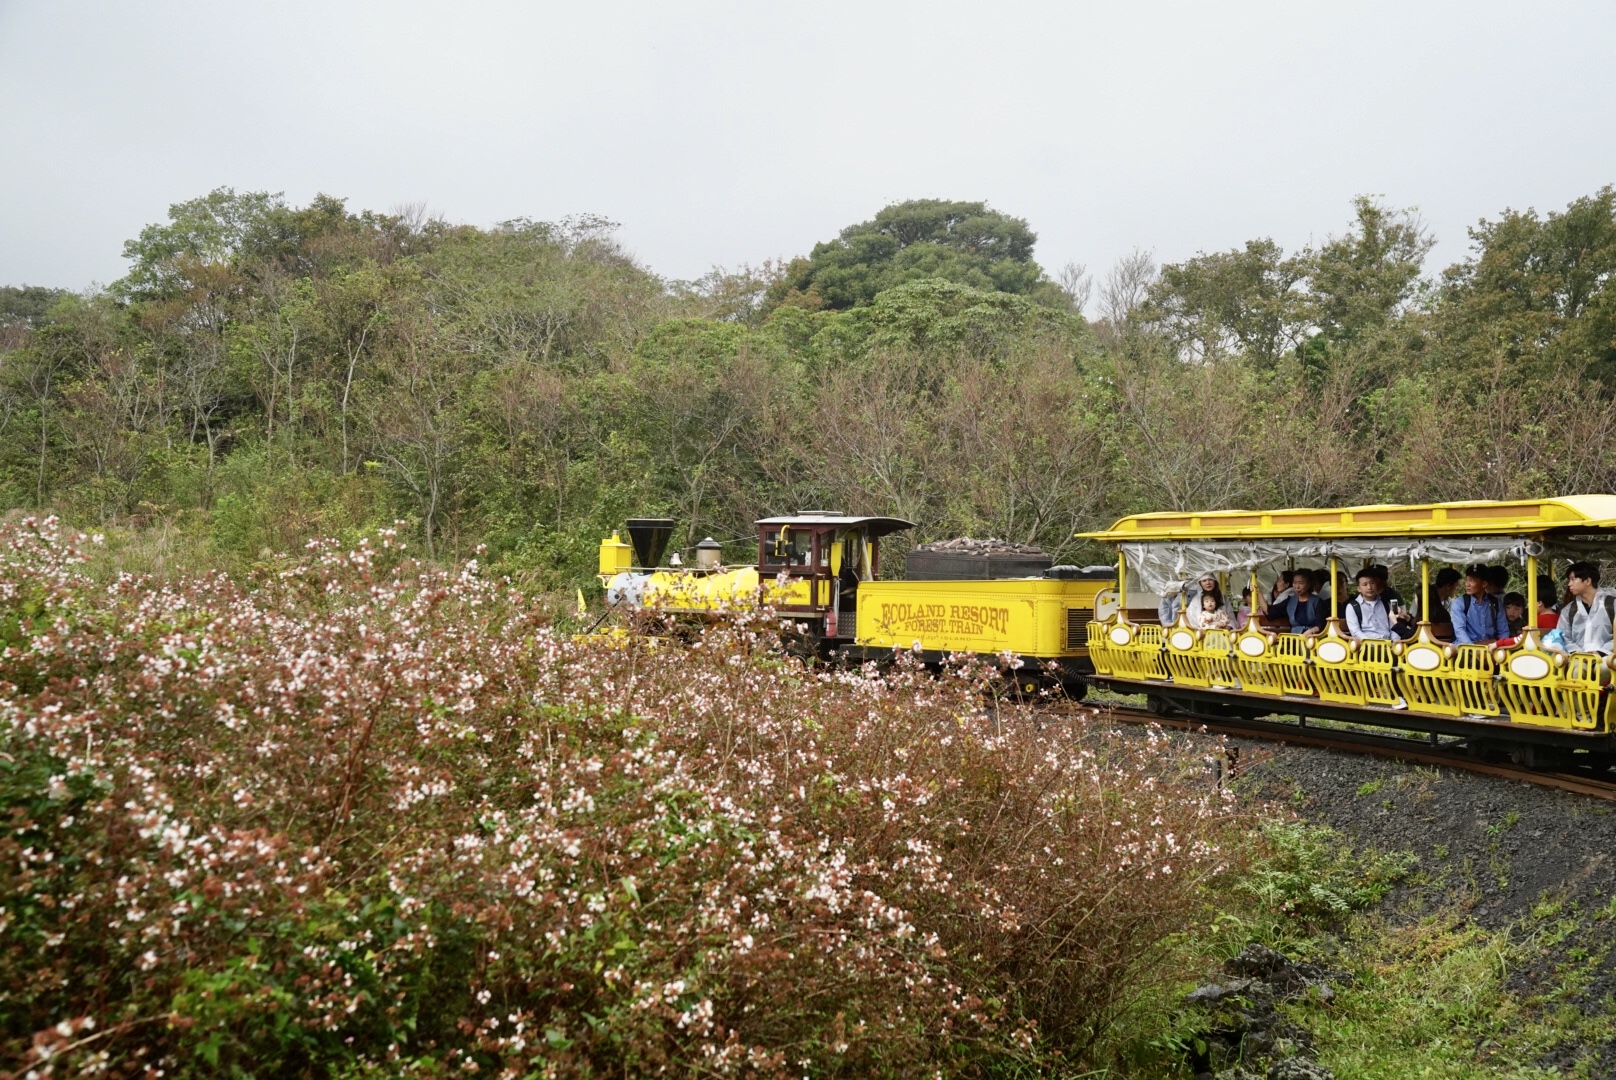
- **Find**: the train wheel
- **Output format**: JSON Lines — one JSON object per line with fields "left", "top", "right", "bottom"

{"left": 1146, "top": 693, "right": 1181, "bottom": 718}
{"left": 986, "top": 669, "right": 1041, "bottom": 703}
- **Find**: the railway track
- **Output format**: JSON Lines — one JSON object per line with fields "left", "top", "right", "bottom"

{"left": 1072, "top": 700, "right": 1616, "bottom": 803}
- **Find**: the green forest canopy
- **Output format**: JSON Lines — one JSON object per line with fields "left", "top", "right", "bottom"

{"left": 1, "top": 187, "right": 1614, "bottom": 586}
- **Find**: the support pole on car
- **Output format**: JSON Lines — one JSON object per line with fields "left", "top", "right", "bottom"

{"left": 1526, "top": 553, "right": 1539, "bottom": 640}
{"left": 1419, "top": 558, "right": 1431, "bottom": 628}
{"left": 1329, "top": 555, "right": 1340, "bottom": 622}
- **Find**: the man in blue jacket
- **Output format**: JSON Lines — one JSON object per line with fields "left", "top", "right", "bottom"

{"left": 1450, "top": 564, "right": 1509, "bottom": 645}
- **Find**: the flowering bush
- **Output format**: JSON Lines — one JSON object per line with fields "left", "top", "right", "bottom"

{"left": 0, "top": 518, "right": 1243, "bottom": 1077}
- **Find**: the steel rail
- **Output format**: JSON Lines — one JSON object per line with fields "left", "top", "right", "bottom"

{"left": 1055, "top": 700, "right": 1616, "bottom": 803}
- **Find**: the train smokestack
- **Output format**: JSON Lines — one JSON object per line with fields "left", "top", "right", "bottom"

{"left": 625, "top": 518, "right": 674, "bottom": 568}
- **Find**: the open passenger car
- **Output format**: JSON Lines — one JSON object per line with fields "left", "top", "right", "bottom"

{"left": 1081, "top": 497, "right": 1616, "bottom": 757}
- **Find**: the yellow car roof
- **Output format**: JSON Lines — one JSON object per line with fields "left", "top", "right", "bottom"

{"left": 1079, "top": 496, "right": 1616, "bottom": 542}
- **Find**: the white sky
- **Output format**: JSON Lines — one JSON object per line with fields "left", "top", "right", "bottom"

{"left": 3, "top": 1, "right": 1614, "bottom": 304}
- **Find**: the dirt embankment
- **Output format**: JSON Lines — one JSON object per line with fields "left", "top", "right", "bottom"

{"left": 1237, "top": 742, "right": 1616, "bottom": 927}
{"left": 1230, "top": 737, "right": 1616, "bottom": 1076}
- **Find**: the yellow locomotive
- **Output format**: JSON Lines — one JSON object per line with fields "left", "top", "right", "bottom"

{"left": 598, "top": 514, "right": 1113, "bottom": 694}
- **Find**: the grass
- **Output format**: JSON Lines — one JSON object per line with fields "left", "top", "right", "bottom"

{"left": 1192, "top": 821, "right": 1616, "bottom": 1080}
{"left": 1486, "top": 810, "right": 1523, "bottom": 835}
{"left": 1269, "top": 910, "right": 1616, "bottom": 1079}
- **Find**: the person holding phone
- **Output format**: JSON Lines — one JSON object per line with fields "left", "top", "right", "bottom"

{"left": 1345, "top": 567, "right": 1412, "bottom": 641}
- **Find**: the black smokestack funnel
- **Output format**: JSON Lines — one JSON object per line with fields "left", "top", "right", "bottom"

{"left": 625, "top": 518, "right": 674, "bottom": 569}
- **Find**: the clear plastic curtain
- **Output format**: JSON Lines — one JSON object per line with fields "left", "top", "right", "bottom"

{"left": 1119, "top": 537, "right": 1555, "bottom": 596}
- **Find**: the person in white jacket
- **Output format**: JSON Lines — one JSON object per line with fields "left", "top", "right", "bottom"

{"left": 1558, "top": 561, "right": 1616, "bottom": 656}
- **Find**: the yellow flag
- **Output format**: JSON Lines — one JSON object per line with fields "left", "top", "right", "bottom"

{"left": 576, "top": 588, "right": 588, "bottom": 615}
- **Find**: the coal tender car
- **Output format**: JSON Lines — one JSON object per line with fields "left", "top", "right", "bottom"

{"left": 598, "top": 514, "right": 1116, "bottom": 696}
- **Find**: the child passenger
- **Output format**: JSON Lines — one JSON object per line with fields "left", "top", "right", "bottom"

{"left": 1196, "top": 590, "right": 1232, "bottom": 630}
{"left": 1236, "top": 587, "right": 1261, "bottom": 630}
{"left": 1503, "top": 592, "right": 1527, "bottom": 637}
{"left": 1497, "top": 578, "right": 1561, "bottom": 649}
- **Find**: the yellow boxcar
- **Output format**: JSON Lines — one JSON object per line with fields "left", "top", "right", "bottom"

{"left": 854, "top": 576, "right": 1114, "bottom": 665}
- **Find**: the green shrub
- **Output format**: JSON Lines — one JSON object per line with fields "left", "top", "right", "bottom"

{"left": 1243, "top": 822, "right": 1413, "bottom": 927}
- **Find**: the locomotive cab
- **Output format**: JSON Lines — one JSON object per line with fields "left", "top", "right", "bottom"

{"left": 754, "top": 514, "right": 916, "bottom": 638}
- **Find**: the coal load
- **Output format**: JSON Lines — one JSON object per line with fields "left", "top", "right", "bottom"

{"left": 904, "top": 537, "right": 1053, "bottom": 580}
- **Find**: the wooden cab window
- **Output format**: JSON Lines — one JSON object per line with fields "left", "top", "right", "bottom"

{"left": 761, "top": 528, "right": 814, "bottom": 568}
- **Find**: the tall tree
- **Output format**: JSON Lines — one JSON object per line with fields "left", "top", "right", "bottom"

{"left": 1306, "top": 196, "right": 1433, "bottom": 347}
{"left": 1433, "top": 185, "right": 1616, "bottom": 384}
{"left": 1146, "top": 240, "right": 1309, "bottom": 366}
{"left": 767, "top": 199, "right": 1065, "bottom": 311}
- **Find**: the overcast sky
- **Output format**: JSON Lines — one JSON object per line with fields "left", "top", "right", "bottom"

{"left": 3, "top": 1, "right": 1614, "bottom": 303}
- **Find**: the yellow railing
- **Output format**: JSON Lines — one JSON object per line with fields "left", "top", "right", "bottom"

{"left": 1397, "top": 641, "right": 1500, "bottom": 717}
{"left": 1162, "top": 620, "right": 1209, "bottom": 686}
{"left": 1233, "top": 629, "right": 1314, "bottom": 697}
{"left": 1310, "top": 632, "right": 1401, "bottom": 707}
{"left": 1309, "top": 628, "right": 1360, "bottom": 704}
{"left": 1084, "top": 618, "right": 1610, "bottom": 732}
{"left": 1159, "top": 622, "right": 1241, "bottom": 688}
{"left": 1353, "top": 639, "right": 1403, "bottom": 707}
{"left": 1086, "top": 621, "right": 1115, "bottom": 675}
{"left": 1202, "top": 628, "right": 1241, "bottom": 689}
{"left": 1495, "top": 641, "right": 1607, "bottom": 730}
{"left": 1101, "top": 622, "right": 1170, "bottom": 681}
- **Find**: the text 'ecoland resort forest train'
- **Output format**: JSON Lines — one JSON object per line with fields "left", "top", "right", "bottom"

{"left": 597, "top": 497, "right": 1616, "bottom": 767}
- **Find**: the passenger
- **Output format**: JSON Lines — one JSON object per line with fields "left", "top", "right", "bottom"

{"left": 1235, "top": 587, "right": 1262, "bottom": 631}
{"left": 1159, "top": 574, "right": 1219, "bottom": 625}
{"left": 1497, "top": 577, "right": 1562, "bottom": 648}
{"left": 1557, "top": 561, "right": 1616, "bottom": 656}
{"left": 1450, "top": 564, "right": 1509, "bottom": 646}
{"left": 1367, "top": 564, "right": 1404, "bottom": 606}
{"left": 1503, "top": 592, "right": 1528, "bottom": 637}
{"left": 1314, "top": 568, "right": 1334, "bottom": 602}
{"left": 1271, "top": 567, "right": 1319, "bottom": 612}
{"left": 1195, "top": 590, "right": 1232, "bottom": 630}
{"left": 1277, "top": 568, "right": 1327, "bottom": 636}
{"left": 1345, "top": 568, "right": 1413, "bottom": 641}
{"left": 1486, "top": 565, "right": 1511, "bottom": 602}
{"left": 1422, "top": 568, "right": 1462, "bottom": 637}
{"left": 1536, "top": 575, "right": 1561, "bottom": 631}
{"left": 1270, "top": 568, "right": 1296, "bottom": 606}
{"left": 1319, "top": 568, "right": 1346, "bottom": 606}
{"left": 1270, "top": 573, "right": 1295, "bottom": 610}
